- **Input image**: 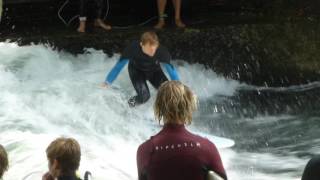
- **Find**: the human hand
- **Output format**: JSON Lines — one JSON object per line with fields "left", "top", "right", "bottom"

{"left": 42, "top": 172, "right": 54, "bottom": 180}
{"left": 101, "top": 82, "right": 109, "bottom": 88}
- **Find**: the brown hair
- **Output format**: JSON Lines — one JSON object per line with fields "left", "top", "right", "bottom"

{"left": 154, "top": 81, "right": 198, "bottom": 125}
{"left": 0, "top": 144, "right": 8, "bottom": 178}
{"left": 46, "top": 137, "right": 81, "bottom": 175}
{"left": 140, "top": 31, "right": 159, "bottom": 46}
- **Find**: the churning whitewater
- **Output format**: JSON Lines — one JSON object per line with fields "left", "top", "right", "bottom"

{"left": 1, "top": 42, "right": 318, "bottom": 180}
{"left": 0, "top": 42, "right": 238, "bottom": 180}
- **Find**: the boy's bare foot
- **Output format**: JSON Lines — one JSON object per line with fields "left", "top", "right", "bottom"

{"left": 154, "top": 20, "right": 165, "bottom": 29}
{"left": 94, "top": 19, "right": 112, "bottom": 31}
{"left": 175, "top": 19, "right": 186, "bottom": 28}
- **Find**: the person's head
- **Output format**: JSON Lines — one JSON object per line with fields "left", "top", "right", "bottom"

{"left": 46, "top": 137, "right": 81, "bottom": 177}
{"left": 301, "top": 155, "right": 320, "bottom": 180}
{"left": 0, "top": 144, "right": 8, "bottom": 179}
{"left": 154, "top": 81, "right": 198, "bottom": 125}
{"left": 140, "top": 31, "right": 159, "bottom": 57}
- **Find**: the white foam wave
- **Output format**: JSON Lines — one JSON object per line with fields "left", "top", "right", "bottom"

{"left": 0, "top": 42, "right": 304, "bottom": 180}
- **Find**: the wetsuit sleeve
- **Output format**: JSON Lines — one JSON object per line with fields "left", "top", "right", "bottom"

{"left": 163, "top": 63, "right": 180, "bottom": 80}
{"left": 104, "top": 59, "right": 129, "bottom": 84}
{"left": 137, "top": 140, "right": 153, "bottom": 180}
{"left": 206, "top": 141, "right": 228, "bottom": 180}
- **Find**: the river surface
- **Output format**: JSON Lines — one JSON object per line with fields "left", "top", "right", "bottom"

{"left": 0, "top": 42, "right": 319, "bottom": 180}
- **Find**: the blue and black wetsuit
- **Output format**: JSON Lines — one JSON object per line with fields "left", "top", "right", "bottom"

{"left": 105, "top": 41, "right": 179, "bottom": 106}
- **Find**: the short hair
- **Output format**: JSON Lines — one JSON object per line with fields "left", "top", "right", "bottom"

{"left": 46, "top": 137, "right": 81, "bottom": 175}
{"left": 154, "top": 81, "right": 198, "bottom": 125}
{"left": 0, "top": 144, "right": 8, "bottom": 178}
{"left": 140, "top": 31, "right": 159, "bottom": 46}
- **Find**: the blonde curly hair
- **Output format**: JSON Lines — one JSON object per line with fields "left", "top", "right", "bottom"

{"left": 154, "top": 81, "right": 198, "bottom": 125}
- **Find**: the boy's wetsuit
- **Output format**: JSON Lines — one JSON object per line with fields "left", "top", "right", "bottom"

{"left": 105, "top": 41, "right": 179, "bottom": 106}
{"left": 137, "top": 124, "right": 227, "bottom": 180}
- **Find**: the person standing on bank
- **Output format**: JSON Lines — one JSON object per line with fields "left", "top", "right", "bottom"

{"left": 154, "top": 0, "right": 186, "bottom": 29}
{"left": 0, "top": 0, "right": 3, "bottom": 22}
{"left": 136, "top": 81, "right": 227, "bottom": 180}
{"left": 103, "top": 31, "right": 180, "bottom": 107}
{"left": 77, "top": 0, "right": 111, "bottom": 33}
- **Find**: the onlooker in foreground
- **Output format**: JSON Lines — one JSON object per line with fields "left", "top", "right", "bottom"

{"left": 302, "top": 155, "right": 320, "bottom": 180}
{"left": 0, "top": 144, "right": 9, "bottom": 179}
{"left": 137, "top": 81, "right": 227, "bottom": 180}
{"left": 42, "top": 137, "right": 82, "bottom": 180}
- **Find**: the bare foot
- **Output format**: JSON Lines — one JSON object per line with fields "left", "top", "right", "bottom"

{"left": 77, "top": 27, "right": 85, "bottom": 33}
{"left": 175, "top": 19, "right": 186, "bottom": 28}
{"left": 94, "top": 19, "right": 112, "bottom": 31}
{"left": 154, "top": 20, "right": 165, "bottom": 29}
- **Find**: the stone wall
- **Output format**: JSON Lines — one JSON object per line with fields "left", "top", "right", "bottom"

{"left": 0, "top": 1, "right": 319, "bottom": 86}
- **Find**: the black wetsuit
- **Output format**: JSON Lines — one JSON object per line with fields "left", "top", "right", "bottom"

{"left": 302, "top": 155, "right": 320, "bottom": 180}
{"left": 105, "top": 41, "right": 179, "bottom": 107}
{"left": 79, "top": 0, "right": 104, "bottom": 19}
{"left": 58, "top": 175, "right": 81, "bottom": 180}
{"left": 122, "top": 41, "right": 171, "bottom": 105}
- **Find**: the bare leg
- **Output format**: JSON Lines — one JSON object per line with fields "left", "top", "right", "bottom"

{"left": 77, "top": 18, "right": 86, "bottom": 33}
{"left": 78, "top": 0, "right": 88, "bottom": 32}
{"left": 0, "top": 0, "right": 3, "bottom": 22}
{"left": 172, "top": 0, "right": 185, "bottom": 28}
{"left": 94, "top": 18, "right": 112, "bottom": 31}
{"left": 94, "top": 0, "right": 111, "bottom": 31}
{"left": 154, "top": 0, "right": 167, "bottom": 29}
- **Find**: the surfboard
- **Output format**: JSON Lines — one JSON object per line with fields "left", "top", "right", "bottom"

{"left": 207, "top": 170, "right": 224, "bottom": 180}
{"left": 191, "top": 130, "right": 235, "bottom": 149}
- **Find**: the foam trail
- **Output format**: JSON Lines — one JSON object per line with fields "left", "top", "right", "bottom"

{"left": 0, "top": 42, "right": 307, "bottom": 180}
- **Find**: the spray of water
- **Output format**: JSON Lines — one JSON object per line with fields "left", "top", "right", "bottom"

{"left": 0, "top": 42, "right": 307, "bottom": 180}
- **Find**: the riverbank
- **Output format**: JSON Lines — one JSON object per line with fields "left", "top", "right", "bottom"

{"left": 1, "top": 10, "right": 319, "bottom": 86}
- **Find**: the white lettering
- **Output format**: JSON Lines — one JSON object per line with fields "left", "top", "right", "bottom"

{"left": 154, "top": 142, "right": 202, "bottom": 152}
